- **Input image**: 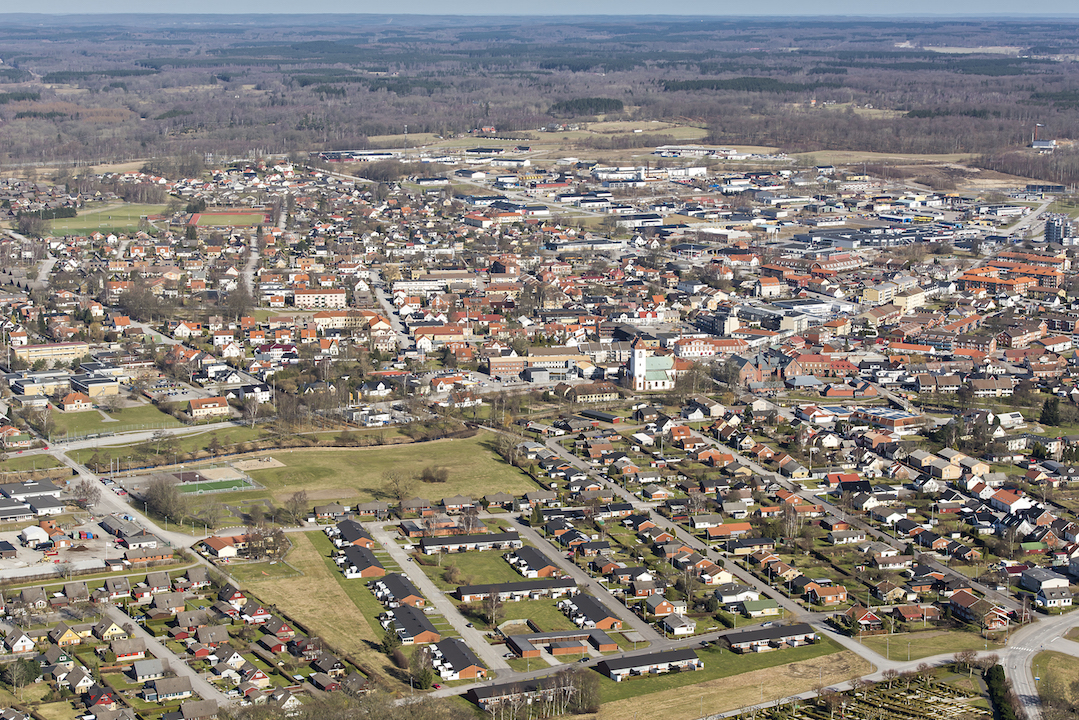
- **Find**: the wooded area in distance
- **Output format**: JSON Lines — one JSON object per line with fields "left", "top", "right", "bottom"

{"left": 0, "top": 14, "right": 1078, "bottom": 182}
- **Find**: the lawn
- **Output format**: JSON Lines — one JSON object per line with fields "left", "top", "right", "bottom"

{"left": 595, "top": 639, "right": 869, "bottom": 720}
{"left": 241, "top": 431, "right": 540, "bottom": 503}
{"left": 1032, "top": 651, "right": 1079, "bottom": 703}
{"left": 499, "top": 599, "right": 575, "bottom": 633}
{"left": 0, "top": 454, "right": 64, "bottom": 472}
{"left": 238, "top": 531, "right": 397, "bottom": 684}
{"left": 417, "top": 550, "right": 523, "bottom": 592}
{"left": 47, "top": 202, "right": 168, "bottom": 235}
{"left": 51, "top": 409, "right": 110, "bottom": 436}
{"left": 54, "top": 404, "right": 181, "bottom": 438}
{"left": 860, "top": 630, "right": 1002, "bottom": 661}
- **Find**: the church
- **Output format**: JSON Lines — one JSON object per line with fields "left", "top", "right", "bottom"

{"left": 626, "top": 337, "right": 678, "bottom": 391}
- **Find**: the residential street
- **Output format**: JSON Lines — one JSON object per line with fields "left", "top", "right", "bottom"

{"left": 367, "top": 522, "right": 512, "bottom": 672}
{"left": 103, "top": 604, "right": 231, "bottom": 706}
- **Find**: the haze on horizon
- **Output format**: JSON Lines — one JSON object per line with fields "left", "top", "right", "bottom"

{"left": 6, "top": 0, "right": 1079, "bottom": 16}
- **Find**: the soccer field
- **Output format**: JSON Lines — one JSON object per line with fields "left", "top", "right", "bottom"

{"left": 192, "top": 212, "right": 268, "bottom": 227}
{"left": 47, "top": 203, "right": 168, "bottom": 235}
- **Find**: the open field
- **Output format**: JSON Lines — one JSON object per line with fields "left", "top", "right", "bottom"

{"left": 860, "top": 630, "right": 1003, "bottom": 661}
{"left": 47, "top": 203, "right": 168, "bottom": 235}
{"left": 179, "top": 477, "right": 253, "bottom": 493}
{"left": 418, "top": 549, "right": 523, "bottom": 592}
{"left": 192, "top": 211, "right": 269, "bottom": 227}
{"left": 1032, "top": 651, "right": 1079, "bottom": 703}
{"left": 240, "top": 431, "right": 540, "bottom": 503}
{"left": 0, "top": 454, "right": 65, "bottom": 472}
{"left": 239, "top": 530, "right": 395, "bottom": 682}
{"left": 54, "top": 403, "right": 183, "bottom": 438}
{"left": 51, "top": 410, "right": 110, "bottom": 436}
{"left": 224, "top": 560, "right": 300, "bottom": 582}
{"left": 596, "top": 639, "right": 867, "bottom": 718}
{"left": 793, "top": 150, "right": 975, "bottom": 165}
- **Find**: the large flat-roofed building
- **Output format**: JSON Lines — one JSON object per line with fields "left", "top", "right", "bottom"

{"left": 14, "top": 342, "right": 89, "bottom": 366}
{"left": 294, "top": 289, "right": 347, "bottom": 309}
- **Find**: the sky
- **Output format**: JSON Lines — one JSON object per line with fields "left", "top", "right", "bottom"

{"left": 4, "top": 1, "right": 1079, "bottom": 16}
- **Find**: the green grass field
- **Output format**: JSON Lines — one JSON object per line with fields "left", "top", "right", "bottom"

{"left": 52, "top": 403, "right": 180, "bottom": 438}
{"left": 238, "top": 431, "right": 540, "bottom": 504}
{"left": 47, "top": 203, "right": 168, "bottom": 235}
{"left": 194, "top": 212, "right": 268, "bottom": 227}
{"left": 417, "top": 550, "right": 523, "bottom": 592}
{"left": 179, "top": 478, "right": 252, "bottom": 494}
{"left": 598, "top": 637, "right": 846, "bottom": 704}
{"left": 0, "top": 454, "right": 64, "bottom": 472}
{"left": 860, "top": 630, "right": 1002, "bottom": 661}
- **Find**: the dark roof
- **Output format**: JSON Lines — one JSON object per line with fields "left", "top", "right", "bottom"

{"left": 570, "top": 594, "right": 618, "bottom": 623}
{"left": 597, "top": 648, "right": 699, "bottom": 673}
{"left": 419, "top": 531, "right": 520, "bottom": 549}
{"left": 376, "top": 573, "right": 423, "bottom": 602}
{"left": 392, "top": 605, "right": 438, "bottom": 640}
{"left": 510, "top": 545, "right": 557, "bottom": 570}
{"left": 342, "top": 546, "right": 384, "bottom": 572}
{"left": 726, "top": 622, "right": 816, "bottom": 646}
{"left": 336, "top": 519, "right": 373, "bottom": 545}
{"left": 433, "top": 637, "right": 484, "bottom": 673}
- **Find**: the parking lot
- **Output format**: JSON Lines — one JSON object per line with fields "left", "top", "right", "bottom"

{"left": 0, "top": 515, "right": 139, "bottom": 580}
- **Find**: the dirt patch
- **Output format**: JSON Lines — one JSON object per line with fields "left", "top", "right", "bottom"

{"left": 598, "top": 651, "right": 873, "bottom": 720}
{"left": 232, "top": 457, "right": 286, "bottom": 472}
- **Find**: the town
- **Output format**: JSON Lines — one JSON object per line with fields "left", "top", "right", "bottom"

{"left": 0, "top": 68, "right": 1078, "bottom": 720}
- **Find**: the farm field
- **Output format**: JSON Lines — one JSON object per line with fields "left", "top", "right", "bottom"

{"left": 225, "top": 561, "right": 300, "bottom": 582}
{"left": 859, "top": 630, "right": 1003, "bottom": 661}
{"left": 596, "top": 638, "right": 866, "bottom": 718}
{"left": 238, "top": 431, "right": 540, "bottom": 504}
{"left": 46, "top": 203, "right": 168, "bottom": 235}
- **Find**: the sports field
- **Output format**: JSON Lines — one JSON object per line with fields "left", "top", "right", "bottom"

{"left": 47, "top": 203, "right": 168, "bottom": 235}
{"left": 178, "top": 478, "right": 252, "bottom": 493}
{"left": 191, "top": 211, "right": 269, "bottom": 227}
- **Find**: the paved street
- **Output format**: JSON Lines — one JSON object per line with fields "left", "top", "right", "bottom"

{"left": 103, "top": 604, "right": 231, "bottom": 706}
{"left": 367, "top": 523, "right": 512, "bottom": 672}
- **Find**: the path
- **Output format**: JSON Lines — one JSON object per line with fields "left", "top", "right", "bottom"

{"left": 103, "top": 604, "right": 231, "bottom": 706}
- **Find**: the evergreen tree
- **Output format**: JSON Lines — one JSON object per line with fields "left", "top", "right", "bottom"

{"left": 1040, "top": 396, "right": 1061, "bottom": 427}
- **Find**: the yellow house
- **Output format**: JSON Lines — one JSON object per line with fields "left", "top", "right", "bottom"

{"left": 49, "top": 623, "right": 86, "bottom": 647}
{"left": 94, "top": 620, "right": 128, "bottom": 642}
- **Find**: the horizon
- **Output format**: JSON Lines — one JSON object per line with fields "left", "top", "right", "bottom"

{"left": 3, "top": 7, "right": 1079, "bottom": 17}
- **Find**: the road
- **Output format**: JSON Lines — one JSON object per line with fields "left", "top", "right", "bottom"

{"left": 370, "top": 269, "right": 409, "bottom": 350}
{"left": 506, "top": 516, "right": 663, "bottom": 642}
{"left": 366, "top": 522, "right": 512, "bottom": 673}
{"left": 103, "top": 604, "right": 231, "bottom": 706}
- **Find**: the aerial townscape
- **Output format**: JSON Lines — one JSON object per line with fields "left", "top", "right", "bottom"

{"left": 1, "top": 10, "right": 1079, "bottom": 720}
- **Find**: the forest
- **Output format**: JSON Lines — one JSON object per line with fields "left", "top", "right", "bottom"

{"left": 0, "top": 14, "right": 1078, "bottom": 181}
